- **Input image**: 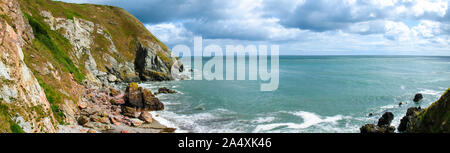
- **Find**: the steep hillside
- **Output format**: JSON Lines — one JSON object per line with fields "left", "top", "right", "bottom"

{"left": 399, "top": 88, "right": 450, "bottom": 133}
{"left": 1, "top": 0, "right": 184, "bottom": 133}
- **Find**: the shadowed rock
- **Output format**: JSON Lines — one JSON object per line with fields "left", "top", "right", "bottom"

{"left": 413, "top": 93, "right": 423, "bottom": 102}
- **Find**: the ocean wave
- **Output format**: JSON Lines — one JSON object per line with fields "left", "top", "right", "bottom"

{"left": 252, "top": 111, "right": 348, "bottom": 133}
{"left": 251, "top": 116, "right": 276, "bottom": 124}
{"left": 150, "top": 108, "right": 243, "bottom": 133}
{"left": 418, "top": 89, "right": 441, "bottom": 96}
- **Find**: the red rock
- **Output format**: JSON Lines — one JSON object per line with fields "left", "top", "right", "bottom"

{"left": 139, "top": 111, "right": 153, "bottom": 123}
{"left": 120, "top": 130, "right": 129, "bottom": 133}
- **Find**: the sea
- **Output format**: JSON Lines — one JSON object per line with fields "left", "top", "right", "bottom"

{"left": 140, "top": 56, "right": 450, "bottom": 133}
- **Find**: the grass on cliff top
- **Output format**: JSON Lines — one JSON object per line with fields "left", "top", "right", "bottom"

{"left": 24, "top": 13, "right": 85, "bottom": 83}
{"left": 415, "top": 88, "right": 450, "bottom": 132}
{"left": 20, "top": 0, "right": 171, "bottom": 62}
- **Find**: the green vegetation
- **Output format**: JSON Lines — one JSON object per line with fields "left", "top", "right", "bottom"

{"left": 24, "top": 13, "right": 85, "bottom": 83}
{"left": 412, "top": 89, "right": 450, "bottom": 133}
{"left": 0, "top": 14, "right": 16, "bottom": 32}
{"left": 156, "top": 51, "right": 174, "bottom": 67}
{"left": 34, "top": 75, "right": 65, "bottom": 124}
{"left": 64, "top": 10, "right": 82, "bottom": 20}
{"left": 0, "top": 103, "right": 25, "bottom": 133}
{"left": 10, "top": 123, "right": 25, "bottom": 133}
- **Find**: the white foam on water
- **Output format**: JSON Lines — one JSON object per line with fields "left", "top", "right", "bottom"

{"left": 149, "top": 108, "right": 242, "bottom": 133}
{"left": 252, "top": 111, "right": 347, "bottom": 133}
{"left": 380, "top": 104, "right": 397, "bottom": 109}
{"left": 252, "top": 116, "right": 276, "bottom": 124}
{"left": 418, "top": 89, "right": 441, "bottom": 96}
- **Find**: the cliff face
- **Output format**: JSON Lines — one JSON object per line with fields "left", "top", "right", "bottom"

{"left": 1, "top": 0, "right": 183, "bottom": 132}
{"left": 399, "top": 88, "right": 450, "bottom": 133}
{"left": 0, "top": 0, "right": 55, "bottom": 133}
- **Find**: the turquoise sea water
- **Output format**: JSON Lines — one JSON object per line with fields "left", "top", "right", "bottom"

{"left": 141, "top": 56, "right": 450, "bottom": 133}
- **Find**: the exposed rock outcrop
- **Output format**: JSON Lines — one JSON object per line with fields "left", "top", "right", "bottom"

{"left": 399, "top": 89, "right": 450, "bottom": 133}
{"left": 377, "top": 112, "right": 394, "bottom": 127}
{"left": 360, "top": 112, "right": 395, "bottom": 133}
{"left": 156, "top": 87, "right": 177, "bottom": 95}
{"left": 0, "top": 0, "right": 56, "bottom": 133}
{"left": 413, "top": 93, "right": 423, "bottom": 102}
{"left": 124, "top": 82, "right": 164, "bottom": 111}
{"left": 1, "top": 0, "right": 181, "bottom": 133}
{"left": 397, "top": 107, "right": 423, "bottom": 132}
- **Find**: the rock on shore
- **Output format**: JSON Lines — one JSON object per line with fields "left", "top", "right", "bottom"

{"left": 360, "top": 112, "right": 396, "bottom": 133}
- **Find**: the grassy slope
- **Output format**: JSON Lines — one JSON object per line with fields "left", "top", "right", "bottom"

{"left": 15, "top": 0, "right": 174, "bottom": 126}
{"left": 413, "top": 88, "right": 450, "bottom": 133}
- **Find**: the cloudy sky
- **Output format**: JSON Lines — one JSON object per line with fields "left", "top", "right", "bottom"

{"left": 58, "top": 0, "right": 450, "bottom": 55}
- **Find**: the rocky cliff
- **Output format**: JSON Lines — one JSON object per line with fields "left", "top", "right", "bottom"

{"left": 1, "top": 0, "right": 183, "bottom": 133}
{"left": 398, "top": 88, "right": 450, "bottom": 133}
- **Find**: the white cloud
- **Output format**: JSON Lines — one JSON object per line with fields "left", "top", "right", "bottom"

{"left": 58, "top": 0, "right": 450, "bottom": 55}
{"left": 145, "top": 23, "right": 193, "bottom": 45}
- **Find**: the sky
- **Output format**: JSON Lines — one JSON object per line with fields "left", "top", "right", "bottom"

{"left": 57, "top": 0, "right": 450, "bottom": 55}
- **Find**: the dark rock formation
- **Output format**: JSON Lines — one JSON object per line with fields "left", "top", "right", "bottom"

{"left": 360, "top": 112, "right": 395, "bottom": 133}
{"left": 156, "top": 87, "right": 177, "bottom": 95}
{"left": 124, "top": 82, "right": 164, "bottom": 111}
{"left": 413, "top": 93, "right": 423, "bottom": 102}
{"left": 360, "top": 124, "right": 395, "bottom": 133}
{"left": 134, "top": 42, "right": 174, "bottom": 81}
{"left": 399, "top": 89, "right": 450, "bottom": 133}
{"left": 398, "top": 107, "right": 423, "bottom": 132}
{"left": 377, "top": 112, "right": 394, "bottom": 127}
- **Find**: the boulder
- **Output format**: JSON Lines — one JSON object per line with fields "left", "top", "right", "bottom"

{"left": 124, "top": 83, "right": 164, "bottom": 111}
{"left": 77, "top": 115, "right": 90, "bottom": 125}
{"left": 87, "top": 129, "right": 97, "bottom": 133}
{"left": 360, "top": 124, "right": 395, "bottom": 133}
{"left": 157, "top": 87, "right": 177, "bottom": 94}
{"left": 109, "top": 88, "right": 121, "bottom": 97}
{"left": 139, "top": 111, "right": 153, "bottom": 123}
{"left": 398, "top": 107, "right": 423, "bottom": 132}
{"left": 121, "top": 106, "right": 140, "bottom": 118}
{"left": 78, "top": 101, "right": 88, "bottom": 109}
{"left": 107, "top": 74, "right": 117, "bottom": 82}
{"left": 361, "top": 112, "right": 396, "bottom": 133}
{"left": 90, "top": 115, "right": 110, "bottom": 124}
{"left": 413, "top": 93, "right": 423, "bottom": 102}
{"left": 142, "top": 89, "right": 164, "bottom": 111}
{"left": 125, "top": 83, "right": 144, "bottom": 108}
{"left": 130, "top": 118, "right": 144, "bottom": 127}
{"left": 110, "top": 98, "right": 125, "bottom": 105}
{"left": 377, "top": 112, "right": 394, "bottom": 127}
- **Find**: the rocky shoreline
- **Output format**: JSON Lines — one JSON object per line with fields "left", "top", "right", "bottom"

{"left": 57, "top": 82, "right": 178, "bottom": 133}
{"left": 360, "top": 88, "right": 450, "bottom": 133}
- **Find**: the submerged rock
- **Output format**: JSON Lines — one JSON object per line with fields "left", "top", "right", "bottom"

{"left": 413, "top": 93, "right": 423, "bottom": 102}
